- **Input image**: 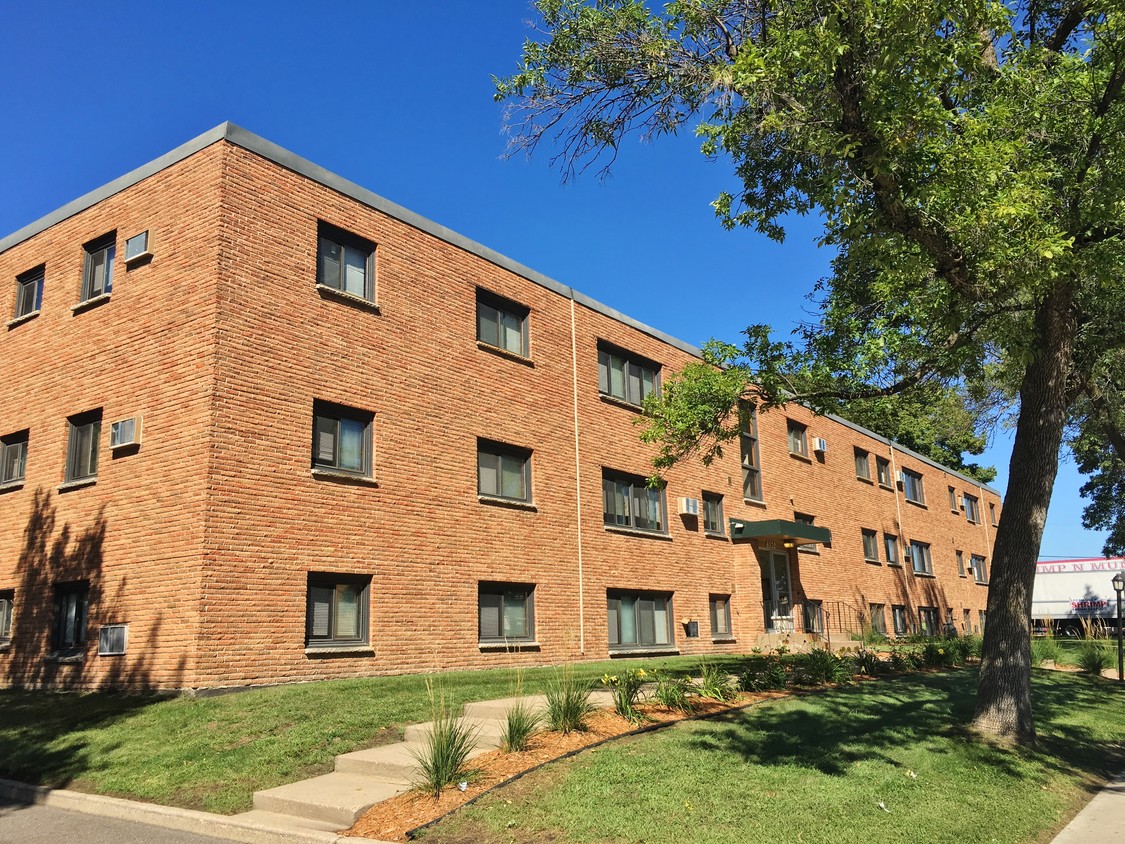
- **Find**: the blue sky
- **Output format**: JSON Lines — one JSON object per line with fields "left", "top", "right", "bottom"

{"left": 0, "top": 1, "right": 1106, "bottom": 559}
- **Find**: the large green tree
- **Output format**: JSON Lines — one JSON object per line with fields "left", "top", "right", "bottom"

{"left": 497, "top": 0, "right": 1125, "bottom": 743}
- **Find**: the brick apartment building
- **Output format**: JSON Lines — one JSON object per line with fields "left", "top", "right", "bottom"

{"left": 0, "top": 124, "right": 1002, "bottom": 692}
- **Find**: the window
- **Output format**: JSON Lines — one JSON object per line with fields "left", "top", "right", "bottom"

{"left": 65, "top": 410, "right": 101, "bottom": 483}
{"left": 869, "top": 603, "right": 886, "bottom": 636}
{"left": 956, "top": 550, "right": 966, "bottom": 577}
{"left": 710, "top": 594, "right": 732, "bottom": 638}
{"left": 312, "top": 402, "right": 373, "bottom": 477}
{"left": 739, "top": 401, "right": 763, "bottom": 501}
{"left": 861, "top": 529, "right": 879, "bottom": 562}
{"left": 306, "top": 573, "right": 370, "bottom": 647}
{"left": 1, "top": 431, "right": 28, "bottom": 485}
{"left": 316, "top": 222, "right": 375, "bottom": 301}
{"left": 970, "top": 554, "right": 988, "bottom": 584}
{"left": 479, "top": 583, "right": 535, "bottom": 643}
{"left": 963, "top": 609, "right": 972, "bottom": 633}
{"left": 602, "top": 470, "right": 666, "bottom": 533}
{"left": 597, "top": 342, "right": 659, "bottom": 406}
{"left": 945, "top": 608, "right": 955, "bottom": 633}
{"left": 607, "top": 590, "right": 673, "bottom": 650}
{"left": 892, "top": 605, "right": 908, "bottom": 636}
{"left": 476, "top": 289, "right": 529, "bottom": 357}
{"left": 81, "top": 232, "right": 115, "bottom": 301}
{"left": 0, "top": 591, "right": 12, "bottom": 644}
{"left": 124, "top": 231, "right": 150, "bottom": 262}
{"left": 98, "top": 624, "right": 127, "bottom": 656}
{"left": 918, "top": 606, "right": 939, "bottom": 637}
{"left": 794, "top": 512, "right": 818, "bottom": 552}
{"left": 979, "top": 609, "right": 987, "bottom": 630}
{"left": 948, "top": 486, "right": 958, "bottom": 512}
{"left": 52, "top": 581, "right": 88, "bottom": 653}
{"left": 14, "top": 265, "right": 44, "bottom": 319}
{"left": 963, "top": 493, "right": 980, "bottom": 524}
{"left": 702, "top": 492, "right": 724, "bottom": 535}
{"left": 876, "top": 456, "right": 891, "bottom": 487}
{"left": 787, "top": 419, "right": 808, "bottom": 456}
{"left": 803, "top": 600, "right": 824, "bottom": 634}
{"left": 884, "top": 533, "right": 900, "bottom": 565}
{"left": 855, "top": 448, "right": 870, "bottom": 480}
{"left": 989, "top": 502, "right": 998, "bottom": 526}
{"left": 902, "top": 469, "right": 925, "bottom": 504}
{"left": 909, "top": 540, "right": 933, "bottom": 575}
{"left": 477, "top": 440, "right": 532, "bottom": 502}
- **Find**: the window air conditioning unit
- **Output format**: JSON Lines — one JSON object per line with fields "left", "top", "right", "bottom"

{"left": 957, "top": 495, "right": 965, "bottom": 510}
{"left": 98, "top": 624, "right": 128, "bottom": 656}
{"left": 110, "top": 416, "right": 141, "bottom": 449}
{"left": 813, "top": 437, "right": 828, "bottom": 453}
{"left": 896, "top": 470, "right": 906, "bottom": 486}
{"left": 679, "top": 497, "right": 701, "bottom": 516}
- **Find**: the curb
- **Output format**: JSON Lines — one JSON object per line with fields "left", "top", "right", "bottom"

{"left": 0, "top": 779, "right": 392, "bottom": 844}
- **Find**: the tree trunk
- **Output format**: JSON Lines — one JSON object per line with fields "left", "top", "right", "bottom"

{"left": 972, "top": 285, "right": 1076, "bottom": 744}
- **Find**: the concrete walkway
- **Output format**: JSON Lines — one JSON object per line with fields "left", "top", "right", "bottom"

{"left": 1051, "top": 767, "right": 1125, "bottom": 843}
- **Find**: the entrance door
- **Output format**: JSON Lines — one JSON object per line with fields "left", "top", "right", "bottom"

{"left": 758, "top": 550, "right": 794, "bottom": 632}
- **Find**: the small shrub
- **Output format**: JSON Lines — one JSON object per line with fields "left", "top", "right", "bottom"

{"left": 500, "top": 701, "right": 541, "bottom": 753}
{"left": 921, "top": 641, "right": 957, "bottom": 668}
{"left": 792, "top": 648, "right": 852, "bottom": 685}
{"left": 544, "top": 666, "right": 594, "bottom": 734}
{"left": 851, "top": 647, "right": 885, "bottom": 676}
{"left": 955, "top": 635, "right": 981, "bottom": 663}
{"left": 889, "top": 646, "right": 920, "bottom": 672}
{"left": 695, "top": 659, "right": 738, "bottom": 701}
{"left": 1030, "top": 637, "right": 1061, "bottom": 667}
{"left": 602, "top": 668, "right": 647, "bottom": 723}
{"left": 740, "top": 657, "right": 787, "bottom": 692}
{"left": 1077, "top": 643, "right": 1111, "bottom": 676}
{"left": 411, "top": 681, "right": 478, "bottom": 797}
{"left": 652, "top": 671, "right": 695, "bottom": 712}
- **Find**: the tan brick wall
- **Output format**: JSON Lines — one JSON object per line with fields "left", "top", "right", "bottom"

{"left": 0, "top": 138, "right": 1003, "bottom": 691}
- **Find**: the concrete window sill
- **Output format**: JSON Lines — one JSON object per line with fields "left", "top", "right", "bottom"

{"left": 604, "top": 525, "right": 672, "bottom": 541}
{"left": 71, "top": 293, "right": 111, "bottom": 315}
{"left": 311, "top": 468, "right": 379, "bottom": 487}
{"left": 478, "top": 495, "right": 537, "bottom": 512}
{"left": 598, "top": 393, "right": 644, "bottom": 413}
{"left": 610, "top": 647, "right": 680, "bottom": 657}
{"left": 479, "top": 641, "right": 540, "bottom": 652}
{"left": 304, "top": 645, "right": 375, "bottom": 657}
{"left": 57, "top": 478, "right": 97, "bottom": 493}
{"left": 476, "top": 341, "right": 533, "bottom": 367}
{"left": 6, "top": 310, "right": 40, "bottom": 330}
{"left": 315, "top": 284, "right": 381, "bottom": 313}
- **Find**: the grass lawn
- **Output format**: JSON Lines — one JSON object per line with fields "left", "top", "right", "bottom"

{"left": 418, "top": 669, "right": 1125, "bottom": 844}
{"left": 1052, "top": 638, "right": 1119, "bottom": 668}
{"left": 0, "top": 653, "right": 748, "bottom": 814}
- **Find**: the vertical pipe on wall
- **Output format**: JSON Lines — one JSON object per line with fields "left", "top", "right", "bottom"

{"left": 570, "top": 298, "right": 586, "bottom": 654}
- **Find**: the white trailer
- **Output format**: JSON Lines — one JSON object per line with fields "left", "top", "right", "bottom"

{"left": 1031, "top": 558, "right": 1125, "bottom": 636}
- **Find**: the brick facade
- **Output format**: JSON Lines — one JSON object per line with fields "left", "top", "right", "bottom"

{"left": 0, "top": 126, "right": 1002, "bottom": 691}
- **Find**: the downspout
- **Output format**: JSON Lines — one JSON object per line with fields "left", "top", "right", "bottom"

{"left": 570, "top": 298, "right": 586, "bottom": 655}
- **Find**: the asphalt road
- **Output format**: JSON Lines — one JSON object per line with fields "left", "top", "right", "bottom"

{"left": 0, "top": 800, "right": 234, "bottom": 844}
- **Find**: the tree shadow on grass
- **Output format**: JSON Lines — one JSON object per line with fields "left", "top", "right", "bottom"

{"left": 685, "top": 669, "right": 1124, "bottom": 789}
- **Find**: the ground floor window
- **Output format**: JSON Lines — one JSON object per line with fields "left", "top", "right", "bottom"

{"left": 918, "top": 606, "right": 939, "bottom": 636}
{"left": 709, "top": 594, "right": 732, "bottom": 638}
{"left": 892, "top": 604, "right": 908, "bottom": 636}
{"left": 306, "top": 573, "right": 370, "bottom": 647}
{"left": 979, "top": 610, "right": 987, "bottom": 631}
{"left": 607, "top": 590, "right": 673, "bottom": 650}
{"left": 869, "top": 603, "right": 886, "bottom": 636}
{"left": 479, "top": 582, "right": 535, "bottom": 643}
{"left": 963, "top": 608, "right": 972, "bottom": 634}
{"left": 0, "top": 591, "right": 13, "bottom": 643}
{"left": 52, "top": 581, "right": 88, "bottom": 653}
{"left": 802, "top": 600, "right": 823, "bottom": 634}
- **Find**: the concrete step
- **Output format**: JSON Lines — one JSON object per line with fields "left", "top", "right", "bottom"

{"left": 228, "top": 809, "right": 343, "bottom": 833}
{"left": 252, "top": 771, "right": 407, "bottom": 827}
{"left": 335, "top": 740, "right": 426, "bottom": 781}
{"left": 402, "top": 716, "right": 505, "bottom": 749}
{"left": 462, "top": 694, "right": 549, "bottom": 720}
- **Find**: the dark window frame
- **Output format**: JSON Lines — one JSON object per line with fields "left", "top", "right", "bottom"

{"left": 963, "top": 493, "right": 980, "bottom": 524}
{"left": 476, "top": 289, "right": 530, "bottom": 357}
{"left": 956, "top": 550, "right": 966, "bottom": 577}
{"left": 892, "top": 604, "right": 908, "bottom": 636}
{"left": 65, "top": 410, "right": 101, "bottom": 483}
{"left": 477, "top": 439, "right": 532, "bottom": 502}
{"left": 0, "top": 590, "right": 13, "bottom": 643}
{"left": 602, "top": 469, "right": 667, "bottom": 534}
{"left": 861, "top": 528, "right": 879, "bottom": 562}
{"left": 312, "top": 401, "right": 374, "bottom": 478}
{"left": 52, "top": 581, "right": 89, "bottom": 653}
{"left": 869, "top": 603, "right": 886, "bottom": 636}
{"left": 305, "top": 572, "right": 371, "bottom": 648}
{"left": 989, "top": 502, "right": 998, "bottom": 526}
{"left": 876, "top": 456, "right": 891, "bottom": 487}
{"left": 803, "top": 600, "right": 824, "bottom": 634}
{"left": 918, "top": 606, "right": 939, "bottom": 636}
{"left": 709, "top": 594, "right": 732, "bottom": 638}
{"left": 902, "top": 469, "right": 926, "bottom": 505}
{"left": 854, "top": 448, "right": 871, "bottom": 480}
{"left": 81, "top": 232, "right": 116, "bottom": 301}
{"left": 739, "top": 401, "right": 763, "bottom": 501}
{"left": 596, "top": 342, "right": 660, "bottom": 407}
{"left": 702, "top": 491, "right": 725, "bottom": 535}
{"left": 970, "top": 554, "right": 989, "bottom": 584}
{"left": 909, "top": 540, "right": 933, "bottom": 575}
{"left": 478, "top": 582, "right": 535, "bottom": 643}
{"left": 606, "top": 589, "right": 675, "bottom": 650}
{"left": 14, "top": 265, "right": 44, "bottom": 319}
{"left": 794, "top": 512, "right": 819, "bottom": 553}
{"left": 948, "top": 486, "right": 958, "bottom": 512}
{"left": 1, "top": 430, "right": 29, "bottom": 485}
{"left": 316, "top": 221, "right": 376, "bottom": 302}
{"left": 787, "top": 419, "right": 808, "bottom": 457}
{"left": 884, "top": 533, "right": 900, "bottom": 565}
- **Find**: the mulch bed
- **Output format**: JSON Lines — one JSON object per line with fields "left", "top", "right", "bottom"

{"left": 341, "top": 691, "right": 789, "bottom": 842}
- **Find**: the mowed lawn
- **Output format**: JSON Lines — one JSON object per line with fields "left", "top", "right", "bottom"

{"left": 0, "top": 654, "right": 745, "bottom": 814}
{"left": 419, "top": 670, "right": 1125, "bottom": 844}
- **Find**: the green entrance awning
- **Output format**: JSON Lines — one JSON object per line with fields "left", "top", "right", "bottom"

{"left": 728, "top": 518, "right": 832, "bottom": 546}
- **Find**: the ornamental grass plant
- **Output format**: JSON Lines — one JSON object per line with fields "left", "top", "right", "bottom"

{"left": 410, "top": 680, "right": 479, "bottom": 797}
{"left": 544, "top": 665, "right": 594, "bottom": 734}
